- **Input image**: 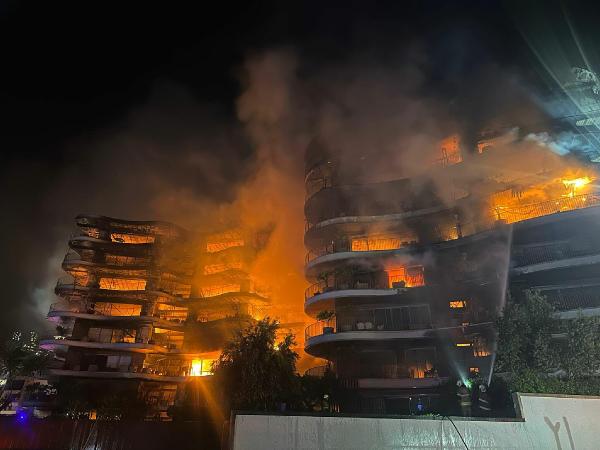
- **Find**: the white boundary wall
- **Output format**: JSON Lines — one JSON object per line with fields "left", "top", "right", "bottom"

{"left": 232, "top": 393, "right": 600, "bottom": 449}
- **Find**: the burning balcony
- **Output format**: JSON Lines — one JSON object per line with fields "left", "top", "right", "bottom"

{"left": 490, "top": 173, "right": 598, "bottom": 224}
{"left": 430, "top": 134, "right": 462, "bottom": 167}
{"left": 110, "top": 233, "right": 155, "bottom": 244}
{"left": 306, "top": 234, "right": 418, "bottom": 264}
{"left": 305, "top": 267, "right": 425, "bottom": 301}
{"left": 99, "top": 277, "right": 147, "bottom": 291}
{"left": 386, "top": 266, "right": 425, "bottom": 288}
{"left": 205, "top": 230, "right": 245, "bottom": 253}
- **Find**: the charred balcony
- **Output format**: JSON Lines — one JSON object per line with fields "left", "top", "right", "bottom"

{"left": 75, "top": 214, "right": 187, "bottom": 241}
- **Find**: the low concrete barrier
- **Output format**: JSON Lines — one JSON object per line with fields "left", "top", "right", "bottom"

{"left": 232, "top": 393, "right": 600, "bottom": 449}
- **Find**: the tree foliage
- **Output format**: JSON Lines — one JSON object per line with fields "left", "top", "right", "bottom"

{"left": 495, "top": 290, "right": 600, "bottom": 395}
{"left": 212, "top": 318, "right": 299, "bottom": 411}
{"left": 0, "top": 331, "right": 53, "bottom": 379}
{"left": 495, "top": 290, "right": 556, "bottom": 374}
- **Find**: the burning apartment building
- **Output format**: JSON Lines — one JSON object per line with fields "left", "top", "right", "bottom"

{"left": 41, "top": 215, "right": 277, "bottom": 419}
{"left": 302, "top": 128, "right": 600, "bottom": 414}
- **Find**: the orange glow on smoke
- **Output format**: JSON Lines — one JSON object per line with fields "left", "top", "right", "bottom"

{"left": 434, "top": 134, "right": 462, "bottom": 166}
{"left": 386, "top": 266, "right": 425, "bottom": 288}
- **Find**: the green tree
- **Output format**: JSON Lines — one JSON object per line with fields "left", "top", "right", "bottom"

{"left": 561, "top": 315, "right": 600, "bottom": 379}
{"left": 495, "top": 290, "right": 556, "bottom": 374}
{"left": 213, "top": 318, "right": 299, "bottom": 411}
{"left": 0, "top": 331, "right": 54, "bottom": 410}
{"left": 494, "top": 290, "right": 600, "bottom": 396}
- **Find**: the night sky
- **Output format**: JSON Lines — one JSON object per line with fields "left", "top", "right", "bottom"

{"left": 1, "top": 0, "right": 598, "bottom": 338}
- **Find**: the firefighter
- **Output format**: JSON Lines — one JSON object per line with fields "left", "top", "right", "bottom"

{"left": 456, "top": 380, "right": 472, "bottom": 416}
{"left": 477, "top": 384, "right": 492, "bottom": 415}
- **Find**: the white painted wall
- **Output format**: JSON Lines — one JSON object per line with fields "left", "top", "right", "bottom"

{"left": 232, "top": 393, "right": 600, "bottom": 450}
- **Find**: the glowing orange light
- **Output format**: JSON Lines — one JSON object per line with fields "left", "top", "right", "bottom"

{"left": 449, "top": 300, "right": 467, "bottom": 309}
{"left": 387, "top": 266, "right": 425, "bottom": 288}
{"left": 562, "top": 176, "right": 591, "bottom": 190}
{"left": 490, "top": 172, "right": 597, "bottom": 224}
{"left": 190, "top": 359, "right": 214, "bottom": 377}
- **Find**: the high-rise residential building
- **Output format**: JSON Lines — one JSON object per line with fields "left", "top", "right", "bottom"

{"left": 302, "top": 133, "right": 600, "bottom": 414}
{"left": 42, "top": 215, "right": 273, "bottom": 419}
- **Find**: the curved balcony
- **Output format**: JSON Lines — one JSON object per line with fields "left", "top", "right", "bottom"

{"left": 62, "top": 255, "right": 151, "bottom": 279}
{"left": 303, "top": 365, "right": 332, "bottom": 377}
{"left": 493, "top": 193, "right": 600, "bottom": 225}
{"left": 68, "top": 235, "right": 154, "bottom": 254}
{"left": 304, "top": 317, "right": 434, "bottom": 356}
{"left": 511, "top": 239, "right": 600, "bottom": 275}
{"left": 55, "top": 275, "right": 190, "bottom": 302}
{"left": 48, "top": 368, "right": 186, "bottom": 383}
{"left": 304, "top": 269, "right": 424, "bottom": 315}
{"left": 304, "top": 204, "right": 449, "bottom": 245}
{"left": 76, "top": 214, "right": 186, "bottom": 239}
{"left": 47, "top": 303, "right": 185, "bottom": 329}
{"left": 305, "top": 238, "right": 418, "bottom": 278}
{"left": 40, "top": 338, "right": 179, "bottom": 354}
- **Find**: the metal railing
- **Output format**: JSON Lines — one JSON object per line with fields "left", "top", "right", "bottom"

{"left": 544, "top": 286, "right": 600, "bottom": 311}
{"left": 304, "top": 279, "right": 381, "bottom": 300}
{"left": 305, "top": 310, "right": 433, "bottom": 341}
{"left": 493, "top": 193, "right": 600, "bottom": 224}
{"left": 512, "top": 240, "right": 598, "bottom": 267}
{"left": 305, "top": 238, "right": 418, "bottom": 264}
{"left": 305, "top": 318, "right": 336, "bottom": 341}
{"left": 305, "top": 177, "right": 332, "bottom": 200}
{"left": 304, "top": 365, "right": 334, "bottom": 377}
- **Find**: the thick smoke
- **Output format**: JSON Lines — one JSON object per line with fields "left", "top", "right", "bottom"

{"left": 3, "top": 44, "right": 590, "bottom": 361}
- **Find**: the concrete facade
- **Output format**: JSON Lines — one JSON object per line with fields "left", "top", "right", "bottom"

{"left": 232, "top": 393, "right": 599, "bottom": 450}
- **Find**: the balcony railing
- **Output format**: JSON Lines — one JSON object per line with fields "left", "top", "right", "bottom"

{"left": 493, "top": 193, "right": 600, "bottom": 224}
{"left": 512, "top": 240, "right": 599, "bottom": 267}
{"left": 305, "top": 314, "right": 432, "bottom": 341}
{"left": 305, "top": 318, "right": 336, "bottom": 341}
{"left": 305, "top": 238, "right": 418, "bottom": 264}
{"left": 304, "top": 365, "right": 333, "bottom": 377}
{"left": 543, "top": 286, "right": 600, "bottom": 311}
{"left": 338, "top": 362, "right": 438, "bottom": 380}
{"left": 305, "top": 279, "right": 382, "bottom": 300}
{"left": 305, "top": 177, "right": 332, "bottom": 200}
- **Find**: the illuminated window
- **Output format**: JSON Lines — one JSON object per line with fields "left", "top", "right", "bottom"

{"left": 351, "top": 235, "right": 412, "bottom": 252}
{"left": 473, "top": 337, "right": 491, "bottom": 357}
{"left": 449, "top": 300, "right": 467, "bottom": 309}
{"left": 433, "top": 134, "right": 462, "bottom": 166}
{"left": 190, "top": 359, "right": 215, "bottom": 377}
{"left": 110, "top": 233, "right": 155, "bottom": 244}
{"left": 205, "top": 231, "right": 245, "bottom": 253}
{"left": 199, "top": 284, "right": 241, "bottom": 298}
{"left": 203, "top": 261, "right": 243, "bottom": 275}
{"left": 99, "top": 278, "right": 146, "bottom": 291}
{"left": 387, "top": 266, "right": 425, "bottom": 288}
{"left": 405, "top": 348, "right": 436, "bottom": 379}
{"left": 104, "top": 254, "right": 149, "bottom": 266}
{"left": 88, "top": 327, "right": 135, "bottom": 344}
{"left": 94, "top": 303, "right": 141, "bottom": 316}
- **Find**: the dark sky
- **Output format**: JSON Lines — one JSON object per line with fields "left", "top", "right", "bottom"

{"left": 0, "top": 0, "right": 597, "bottom": 338}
